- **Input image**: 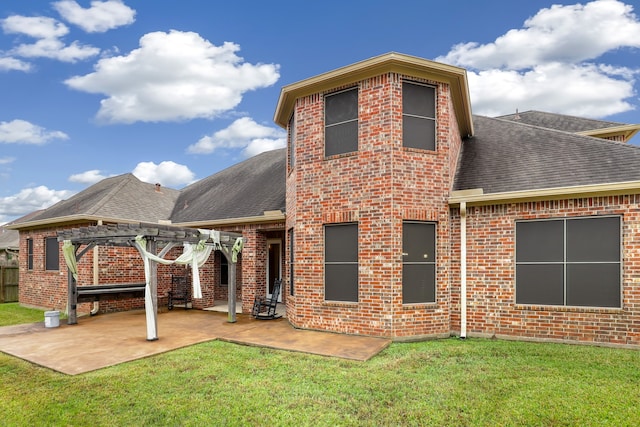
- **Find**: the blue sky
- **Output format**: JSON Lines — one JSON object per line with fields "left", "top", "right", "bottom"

{"left": 1, "top": 0, "right": 639, "bottom": 225}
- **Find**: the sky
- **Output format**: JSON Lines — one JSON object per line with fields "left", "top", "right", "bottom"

{"left": 0, "top": 0, "right": 639, "bottom": 225}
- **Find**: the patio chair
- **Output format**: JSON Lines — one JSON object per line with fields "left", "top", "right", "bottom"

{"left": 168, "top": 273, "right": 191, "bottom": 310}
{"left": 252, "top": 279, "right": 282, "bottom": 320}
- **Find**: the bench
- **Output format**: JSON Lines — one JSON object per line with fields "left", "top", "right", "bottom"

{"left": 76, "top": 283, "right": 146, "bottom": 303}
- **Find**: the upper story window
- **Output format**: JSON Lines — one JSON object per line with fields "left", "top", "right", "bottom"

{"left": 288, "top": 113, "right": 295, "bottom": 170}
{"left": 403, "top": 81, "right": 436, "bottom": 150}
{"left": 325, "top": 87, "right": 358, "bottom": 157}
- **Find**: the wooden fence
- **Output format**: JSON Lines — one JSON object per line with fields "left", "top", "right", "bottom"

{"left": 0, "top": 266, "right": 19, "bottom": 303}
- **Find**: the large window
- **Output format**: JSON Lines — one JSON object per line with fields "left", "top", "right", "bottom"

{"left": 27, "top": 238, "right": 33, "bottom": 270}
{"left": 403, "top": 221, "right": 437, "bottom": 304}
{"left": 516, "top": 216, "right": 621, "bottom": 308}
{"left": 325, "top": 87, "right": 358, "bottom": 157}
{"left": 45, "top": 237, "right": 59, "bottom": 271}
{"left": 403, "top": 81, "right": 436, "bottom": 150}
{"left": 324, "top": 223, "right": 358, "bottom": 302}
{"left": 220, "top": 255, "right": 228, "bottom": 286}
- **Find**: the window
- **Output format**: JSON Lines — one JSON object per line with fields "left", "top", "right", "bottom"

{"left": 402, "top": 221, "right": 436, "bottom": 304}
{"left": 403, "top": 81, "right": 436, "bottom": 150}
{"left": 324, "top": 223, "right": 358, "bottom": 302}
{"left": 325, "top": 87, "right": 358, "bottom": 156}
{"left": 220, "top": 255, "right": 228, "bottom": 286}
{"left": 288, "top": 113, "right": 295, "bottom": 169}
{"left": 45, "top": 237, "right": 59, "bottom": 271}
{"left": 288, "top": 228, "right": 294, "bottom": 296}
{"left": 27, "top": 238, "right": 33, "bottom": 270}
{"left": 516, "top": 216, "right": 621, "bottom": 308}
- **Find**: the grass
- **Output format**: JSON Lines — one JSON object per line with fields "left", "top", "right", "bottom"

{"left": 1, "top": 304, "right": 639, "bottom": 426}
{"left": 0, "top": 302, "right": 48, "bottom": 326}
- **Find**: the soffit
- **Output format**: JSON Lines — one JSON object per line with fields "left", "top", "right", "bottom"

{"left": 274, "top": 52, "right": 474, "bottom": 137}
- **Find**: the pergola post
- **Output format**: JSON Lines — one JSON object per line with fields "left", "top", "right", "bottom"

{"left": 145, "top": 239, "right": 159, "bottom": 341}
{"left": 220, "top": 245, "right": 237, "bottom": 323}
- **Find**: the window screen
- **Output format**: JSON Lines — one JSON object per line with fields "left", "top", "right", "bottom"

{"left": 325, "top": 223, "right": 358, "bottom": 302}
{"left": 403, "top": 82, "right": 436, "bottom": 150}
{"left": 402, "top": 221, "right": 436, "bottom": 304}
{"left": 516, "top": 217, "right": 621, "bottom": 308}
{"left": 27, "top": 238, "right": 33, "bottom": 270}
{"left": 325, "top": 88, "right": 358, "bottom": 156}
{"left": 45, "top": 237, "right": 59, "bottom": 271}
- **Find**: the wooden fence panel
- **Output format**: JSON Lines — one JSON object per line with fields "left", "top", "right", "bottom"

{"left": 1, "top": 267, "right": 19, "bottom": 303}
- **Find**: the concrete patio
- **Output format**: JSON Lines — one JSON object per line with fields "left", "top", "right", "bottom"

{"left": 0, "top": 309, "right": 391, "bottom": 375}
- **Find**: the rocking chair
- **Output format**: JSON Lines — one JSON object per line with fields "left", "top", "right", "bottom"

{"left": 252, "top": 279, "right": 282, "bottom": 320}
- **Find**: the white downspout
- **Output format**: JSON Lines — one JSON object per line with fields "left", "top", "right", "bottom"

{"left": 460, "top": 202, "right": 467, "bottom": 339}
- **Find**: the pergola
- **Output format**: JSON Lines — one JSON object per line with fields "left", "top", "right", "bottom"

{"left": 57, "top": 223, "right": 243, "bottom": 340}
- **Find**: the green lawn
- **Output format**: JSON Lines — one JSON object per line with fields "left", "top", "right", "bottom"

{"left": 1, "top": 304, "right": 639, "bottom": 426}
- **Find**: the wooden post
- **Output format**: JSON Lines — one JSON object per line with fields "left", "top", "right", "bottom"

{"left": 228, "top": 257, "right": 237, "bottom": 323}
{"left": 146, "top": 239, "right": 159, "bottom": 340}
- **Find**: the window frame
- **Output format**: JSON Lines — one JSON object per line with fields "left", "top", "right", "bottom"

{"left": 26, "top": 238, "right": 33, "bottom": 270}
{"left": 515, "top": 216, "right": 622, "bottom": 308}
{"left": 324, "top": 87, "right": 359, "bottom": 157}
{"left": 324, "top": 223, "right": 358, "bottom": 302}
{"left": 402, "top": 221, "right": 437, "bottom": 304}
{"left": 288, "top": 112, "right": 295, "bottom": 170}
{"left": 402, "top": 80, "right": 437, "bottom": 151}
{"left": 288, "top": 228, "right": 294, "bottom": 296}
{"left": 45, "top": 236, "right": 59, "bottom": 271}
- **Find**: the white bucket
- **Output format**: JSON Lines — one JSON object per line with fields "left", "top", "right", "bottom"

{"left": 44, "top": 311, "right": 60, "bottom": 328}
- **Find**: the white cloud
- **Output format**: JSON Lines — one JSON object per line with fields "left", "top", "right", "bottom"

{"left": 65, "top": 31, "right": 280, "bottom": 123}
{"left": 0, "top": 119, "right": 69, "bottom": 144}
{"left": 1, "top": 14, "right": 100, "bottom": 63}
{"left": 1, "top": 15, "right": 69, "bottom": 39}
{"left": 0, "top": 186, "right": 74, "bottom": 219}
{"left": 188, "top": 117, "right": 286, "bottom": 157}
{"left": 437, "top": 0, "right": 640, "bottom": 118}
{"left": 53, "top": 0, "right": 136, "bottom": 33}
{"left": 132, "top": 161, "right": 196, "bottom": 188}
{"left": 68, "top": 169, "right": 110, "bottom": 184}
{"left": 0, "top": 157, "right": 15, "bottom": 165}
{"left": 0, "top": 56, "right": 32, "bottom": 72}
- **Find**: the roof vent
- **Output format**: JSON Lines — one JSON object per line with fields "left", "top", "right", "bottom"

{"left": 514, "top": 108, "right": 521, "bottom": 120}
{"left": 155, "top": 183, "right": 161, "bottom": 192}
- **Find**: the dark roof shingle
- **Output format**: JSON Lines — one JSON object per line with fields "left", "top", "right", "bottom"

{"left": 170, "top": 148, "right": 286, "bottom": 223}
{"left": 497, "top": 110, "right": 625, "bottom": 133}
{"left": 454, "top": 115, "right": 640, "bottom": 194}
{"left": 25, "top": 174, "right": 180, "bottom": 224}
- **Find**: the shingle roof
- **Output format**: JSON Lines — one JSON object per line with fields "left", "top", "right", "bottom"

{"left": 497, "top": 110, "right": 625, "bottom": 133}
{"left": 454, "top": 115, "right": 640, "bottom": 195}
{"left": 24, "top": 173, "right": 180, "bottom": 224}
{"left": 0, "top": 228, "right": 18, "bottom": 250}
{"left": 170, "top": 148, "right": 286, "bottom": 223}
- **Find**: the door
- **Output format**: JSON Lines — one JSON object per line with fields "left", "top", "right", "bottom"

{"left": 267, "top": 239, "right": 282, "bottom": 302}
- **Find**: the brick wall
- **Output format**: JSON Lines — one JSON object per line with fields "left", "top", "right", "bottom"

{"left": 286, "top": 72, "right": 462, "bottom": 338}
{"left": 450, "top": 195, "right": 640, "bottom": 347}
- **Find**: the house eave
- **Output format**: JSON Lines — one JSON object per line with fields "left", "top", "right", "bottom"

{"left": 274, "top": 52, "right": 474, "bottom": 137}
{"left": 5, "top": 215, "right": 143, "bottom": 231}
{"left": 173, "top": 210, "right": 286, "bottom": 229}
{"left": 449, "top": 181, "right": 640, "bottom": 207}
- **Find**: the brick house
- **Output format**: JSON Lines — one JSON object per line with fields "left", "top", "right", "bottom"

{"left": 10, "top": 52, "right": 640, "bottom": 347}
